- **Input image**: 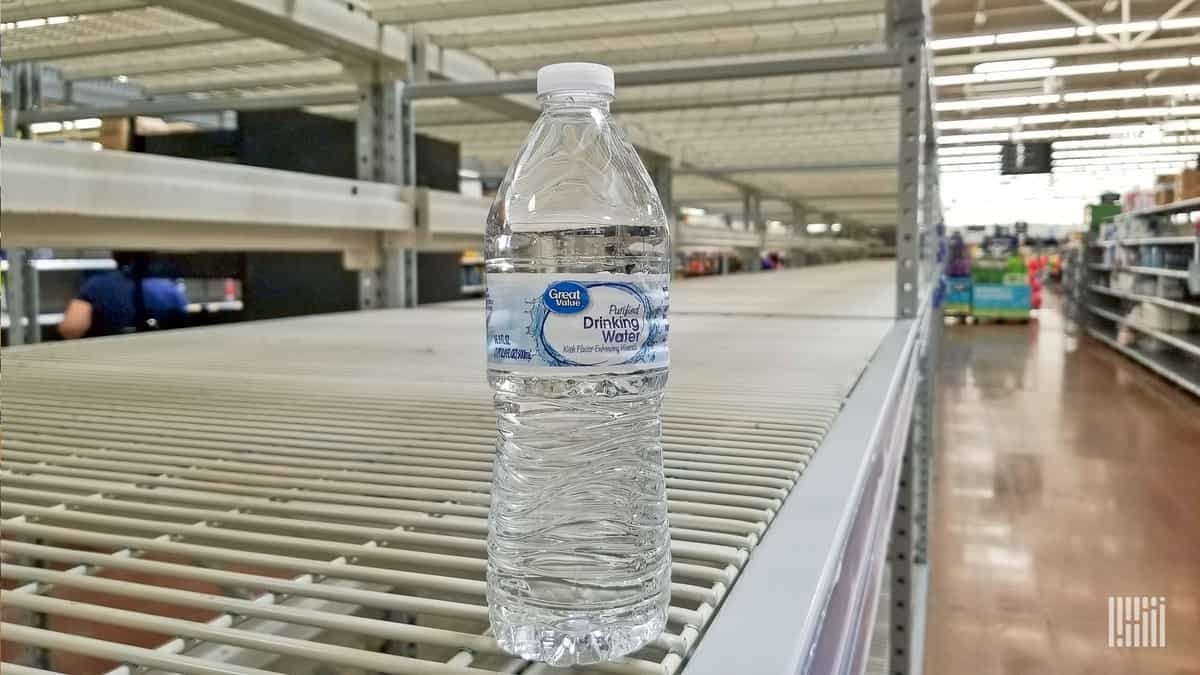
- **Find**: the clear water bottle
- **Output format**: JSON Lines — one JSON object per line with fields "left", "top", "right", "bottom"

{"left": 484, "top": 62, "right": 671, "bottom": 666}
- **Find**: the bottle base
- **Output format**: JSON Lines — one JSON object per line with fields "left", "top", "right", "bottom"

{"left": 493, "top": 609, "right": 666, "bottom": 667}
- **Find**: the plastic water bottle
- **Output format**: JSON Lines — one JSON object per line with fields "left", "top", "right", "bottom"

{"left": 484, "top": 62, "right": 671, "bottom": 666}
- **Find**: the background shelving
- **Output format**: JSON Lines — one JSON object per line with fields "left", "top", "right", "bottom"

{"left": 1086, "top": 198, "right": 1200, "bottom": 397}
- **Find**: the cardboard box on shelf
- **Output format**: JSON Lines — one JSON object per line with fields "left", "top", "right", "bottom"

{"left": 1175, "top": 169, "right": 1200, "bottom": 201}
{"left": 98, "top": 117, "right": 131, "bottom": 151}
{"left": 1155, "top": 174, "right": 1176, "bottom": 205}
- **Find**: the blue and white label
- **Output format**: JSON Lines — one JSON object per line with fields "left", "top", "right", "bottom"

{"left": 487, "top": 272, "right": 669, "bottom": 371}
{"left": 543, "top": 281, "right": 589, "bottom": 314}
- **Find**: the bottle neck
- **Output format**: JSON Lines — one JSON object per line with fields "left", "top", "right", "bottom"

{"left": 539, "top": 91, "right": 612, "bottom": 113}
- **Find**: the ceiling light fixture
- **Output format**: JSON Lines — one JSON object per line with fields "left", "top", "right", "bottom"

{"left": 936, "top": 105, "right": 1200, "bottom": 130}
{"left": 938, "top": 120, "right": 1200, "bottom": 144}
{"left": 939, "top": 144, "right": 1005, "bottom": 155}
{"left": 1052, "top": 145, "right": 1200, "bottom": 158}
{"left": 932, "top": 22, "right": 1200, "bottom": 50}
{"left": 1053, "top": 134, "right": 1200, "bottom": 149}
{"left": 29, "top": 121, "right": 64, "bottom": 134}
{"left": 973, "top": 58, "right": 1056, "bottom": 74}
{"left": 933, "top": 57, "right": 1198, "bottom": 87}
{"left": 996, "top": 27, "right": 1077, "bottom": 44}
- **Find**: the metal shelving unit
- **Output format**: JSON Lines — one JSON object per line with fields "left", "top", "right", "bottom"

{"left": 1086, "top": 198, "right": 1200, "bottom": 396}
{"left": 1, "top": 0, "right": 943, "bottom": 673}
{"left": 1087, "top": 324, "right": 1200, "bottom": 398}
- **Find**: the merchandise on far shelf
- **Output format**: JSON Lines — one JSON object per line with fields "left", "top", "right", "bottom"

{"left": 971, "top": 257, "right": 1032, "bottom": 319}
{"left": 1086, "top": 201, "right": 1121, "bottom": 233}
{"left": 1134, "top": 303, "right": 1193, "bottom": 332}
{"left": 1155, "top": 174, "right": 1176, "bottom": 206}
{"left": 946, "top": 232, "right": 972, "bottom": 277}
{"left": 1123, "top": 189, "right": 1156, "bottom": 213}
{"left": 1160, "top": 277, "right": 1188, "bottom": 300}
{"left": 1175, "top": 169, "right": 1200, "bottom": 201}
{"left": 944, "top": 276, "right": 972, "bottom": 315}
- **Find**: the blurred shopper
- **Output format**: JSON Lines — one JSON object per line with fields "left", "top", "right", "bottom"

{"left": 58, "top": 252, "right": 187, "bottom": 339}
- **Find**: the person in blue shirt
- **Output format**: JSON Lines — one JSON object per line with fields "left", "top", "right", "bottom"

{"left": 58, "top": 253, "right": 188, "bottom": 339}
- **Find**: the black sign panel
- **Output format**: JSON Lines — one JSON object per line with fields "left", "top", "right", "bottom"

{"left": 1001, "top": 142, "right": 1052, "bottom": 174}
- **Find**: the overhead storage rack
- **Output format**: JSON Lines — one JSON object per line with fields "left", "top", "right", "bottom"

{"left": 1, "top": 1, "right": 944, "bottom": 673}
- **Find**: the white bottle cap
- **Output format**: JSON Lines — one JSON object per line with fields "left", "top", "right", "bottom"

{"left": 536, "top": 62, "right": 615, "bottom": 97}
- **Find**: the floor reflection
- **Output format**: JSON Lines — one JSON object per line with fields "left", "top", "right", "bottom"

{"left": 924, "top": 293, "right": 1200, "bottom": 675}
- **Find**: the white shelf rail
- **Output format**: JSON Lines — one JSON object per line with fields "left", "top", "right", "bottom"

{"left": 0, "top": 138, "right": 412, "bottom": 256}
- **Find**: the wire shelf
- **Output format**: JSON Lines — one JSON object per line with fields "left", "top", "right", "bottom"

{"left": 1, "top": 264, "right": 896, "bottom": 674}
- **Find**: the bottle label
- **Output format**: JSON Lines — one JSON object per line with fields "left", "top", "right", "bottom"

{"left": 486, "top": 273, "right": 669, "bottom": 372}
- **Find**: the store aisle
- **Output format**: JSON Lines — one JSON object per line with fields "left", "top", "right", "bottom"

{"left": 924, "top": 294, "right": 1200, "bottom": 675}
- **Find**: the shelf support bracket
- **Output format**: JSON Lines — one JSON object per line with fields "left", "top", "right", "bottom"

{"left": 893, "top": 0, "right": 927, "bottom": 319}
{"left": 355, "top": 58, "right": 418, "bottom": 309}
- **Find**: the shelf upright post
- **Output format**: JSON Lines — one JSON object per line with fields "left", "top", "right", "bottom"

{"left": 793, "top": 204, "right": 808, "bottom": 265}
{"left": 640, "top": 149, "right": 674, "bottom": 230}
{"left": 6, "top": 64, "right": 45, "bottom": 345}
{"left": 914, "top": 83, "right": 941, "bottom": 566}
{"left": 742, "top": 190, "right": 763, "bottom": 268}
{"left": 889, "top": 0, "right": 931, "bottom": 672}
{"left": 355, "top": 59, "right": 418, "bottom": 309}
{"left": 21, "top": 254, "right": 41, "bottom": 344}
{"left": 5, "top": 250, "right": 29, "bottom": 346}
{"left": 792, "top": 204, "right": 807, "bottom": 232}
{"left": 893, "top": 0, "right": 927, "bottom": 319}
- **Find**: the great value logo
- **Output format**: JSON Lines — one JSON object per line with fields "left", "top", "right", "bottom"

{"left": 543, "top": 281, "right": 589, "bottom": 314}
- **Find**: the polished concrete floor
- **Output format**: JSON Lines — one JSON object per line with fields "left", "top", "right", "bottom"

{"left": 924, "top": 295, "right": 1200, "bottom": 675}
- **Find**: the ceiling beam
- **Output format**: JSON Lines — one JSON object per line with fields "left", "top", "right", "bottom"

{"left": 5, "top": 27, "right": 240, "bottom": 62}
{"left": 408, "top": 51, "right": 901, "bottom": 99}
{"left": 157, "top": 0, "right": 409, "bottom": 69}
{"left": 615, "top": 88, "right": 899, "bottom": 115}
{"left": 17, "top": 90, "right": 358, "bottom": 123}
{"left": 421, "top": 40, "right": 832, "bottom": 222}
{"left": 140, "top": 69, "right": 349, "bottom": 96}
{"left": 1130, "top": 0, "right": 1198, "bottom": 47}
{"left": 373, "top": 0, "right": 643, "bottom": 23}
{"left": 935, "top": 0, "right": 1124, "bottom": 32}
{"left": 676, "top": 193, "right": 898, "bottom": 202}
{"left": 1037, "top": 0, "right": 1122, "bottom": 48}
{"left": 488, "top": 31, "right": 882, "bottom": 72}
{"left": 678, "top": 161, "right": 896, "bottom": 175}
{"left": 0, "top": 0, "right": 144, "bottom": 22}
{"left": 59, "top": 43, "right": 305, "bottom": 81}
{"left": 432, "top": 1, "right": 884, "bottom": 49}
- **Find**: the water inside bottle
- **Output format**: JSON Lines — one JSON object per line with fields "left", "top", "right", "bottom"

{"left": 486, "top": 224, "right": 670, "bottom": 665}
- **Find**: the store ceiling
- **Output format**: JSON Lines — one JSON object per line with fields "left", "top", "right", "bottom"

{"left": 3, "top": 0, "right": 1197, "bottom": 228}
